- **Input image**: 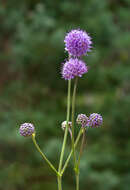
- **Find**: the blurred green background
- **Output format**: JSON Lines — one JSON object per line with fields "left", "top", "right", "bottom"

{"left": 0, "top": 0, "right": 130, "bottom": 190}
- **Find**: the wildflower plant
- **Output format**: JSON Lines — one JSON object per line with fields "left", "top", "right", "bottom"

{"left": 19, "top": 29, "right": 103, "bottom": 190}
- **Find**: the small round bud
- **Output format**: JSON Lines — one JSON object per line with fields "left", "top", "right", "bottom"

{"left": 61, "top": 121, "right": 72, "bottom": 138}
{"left": 19, "top": 123, "right": 35, "bottom": 137}
{"left": 76, "top": 114, "right": 89, "bottom": 127}
{"left": 61, "top": 121, "right": 72, "bottom": 130}
{"left": 88, "top": 113, "right": 103, "bottom": 128}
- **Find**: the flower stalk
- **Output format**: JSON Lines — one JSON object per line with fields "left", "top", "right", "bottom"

{"left": 77, "top": 128, "right": 86, "bottom": 167}
{"left": 57, "top": 176, "right": 62, "bottom": 190}
{"left": 71, "top": 77, "right": 78, "bottom": 168}
{"left": 76, "top": 172, "right": 80, "bottom": 190}
{"left": 61, "top": 128, "right": 83, "bottom": 175}
{"left": 31, "top": 133, "right": 58, "bottom": 176}
{"left": 57, "top": 79, "right": 71, "bottom": 189}
{"left": 58, "top": 80, "right": 71, "bottom": 172}
{"left": 76, "top": 128, "right": 86, "bottom": 190}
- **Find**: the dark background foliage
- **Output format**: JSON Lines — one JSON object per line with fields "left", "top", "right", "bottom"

{"left": 0, "top": 0, "right": 130, "bottom": 190}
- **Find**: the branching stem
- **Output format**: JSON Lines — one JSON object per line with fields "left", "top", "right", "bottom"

{"left": 61, "top": 129, "right": 83, "bottom": 175}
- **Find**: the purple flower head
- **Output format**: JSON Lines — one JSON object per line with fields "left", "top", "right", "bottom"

{"left": 64, "top": 29, "right": 92, "bottom": 57}
{"left": 88, "top": 113, "right": 103, "bottom": 128}
{"left": 19, "top": 123, "right": 35, "bottom": 137}
{"left": 62, "top": 58, "right": 88, "bottom": 80}
{"left": 76, "top": 114, "right": 89, "bottom": 127}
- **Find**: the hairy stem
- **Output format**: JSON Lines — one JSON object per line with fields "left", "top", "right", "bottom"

{"left": 32, "top": 133, "right": 58, "bottom": 175}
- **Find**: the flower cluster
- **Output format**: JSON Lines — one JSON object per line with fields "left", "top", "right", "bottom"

{"left": 76, "top": 113, "right": 103, "bottom": 128}
{"left": 62, "top": 58, "right": 88, "bottom": 80}
{"left": 64, "top": 29, "right": 92, "bottom": 57}
{"left": 62, "top": 29, "right": 92, "bottom": 80}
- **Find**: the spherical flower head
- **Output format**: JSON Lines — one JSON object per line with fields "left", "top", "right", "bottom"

{"left": 19, "top": 123, "right": 35, "bottom": 137}
{"left": 88, "top": 113, "right": 103, "bottom": 128}
{"left": 64, "top": 29, "right": 92, "bottom": 57}
{"left": 61, "top": 121, "right": 72, "bottom": 130}
{"left": 62, "top": 58, "right": 88, "bottom": 80}
{"left": 76, "top": 114, "right": 89, "bottom": 127}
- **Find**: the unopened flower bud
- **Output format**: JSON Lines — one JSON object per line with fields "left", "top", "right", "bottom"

{"left": 61, "top": 121, "right": 72, "bottom": 138}
{"left": 61, "top": 121, "right": 72, "bottom": 130}
{"left": 19, "top": 123, "right": 35, "bottom": 137}
{"left": 88, "top": 113, "right": 103, "bottom": 128}
{"left": 76, "top": 114, "right": 89, "bottom": 127}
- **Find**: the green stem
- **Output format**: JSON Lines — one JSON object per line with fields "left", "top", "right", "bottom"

{"left": 61, "top": 129, "right": 83, "bottom": 175}
{"left": 32, "top": 133, "right": 58, "bottom": 176}
{"left": 76, "top": 128, "right": 86, "bottom": 190}
{"left": 76, "top": 172, "right": 79, "bottom": 190}
{"left": 71, "top": 77, "right": 78, "bottom": 167}
{"left": 57, "top": 176, "right": 62, "bottom": 190}
{"left": 77, "top": 128, "right": 86, "bottom": 167}
{"left": 58, "top": 80, "right": 71, "bottom": 173}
